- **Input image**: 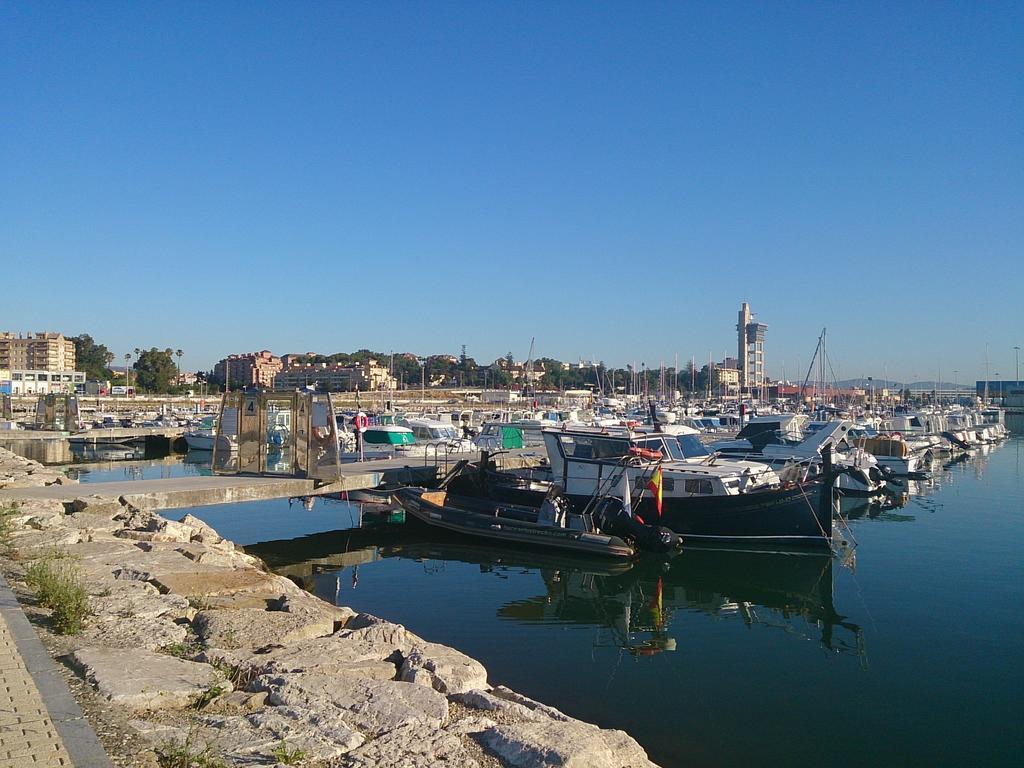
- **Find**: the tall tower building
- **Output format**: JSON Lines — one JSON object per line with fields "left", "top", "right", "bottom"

{"left": 736, "top": 303, "right": 767, "bottom": 392}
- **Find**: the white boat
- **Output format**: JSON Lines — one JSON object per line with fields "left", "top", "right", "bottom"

{"left": 398, "top": 417, "right": 477, "bottom": 454}
{"left": 183, "top": 416, "right": 231, "bottom": 451}
{"left": 712, "top": 416, "right": 887, "bottom": 495}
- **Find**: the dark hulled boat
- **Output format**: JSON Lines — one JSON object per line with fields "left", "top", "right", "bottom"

{"left": 449, "top": 427, "right": 836, "bottom": 550}
{"left": 394, "top": 488, "right": 638, "bottom": 558}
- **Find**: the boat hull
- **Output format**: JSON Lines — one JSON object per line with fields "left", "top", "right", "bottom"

{"left": 584, "top": 482, "right": 831, "bottom": 549}
{"left": 466, "top": 479, "right": 832, "bottom": 550}
{"left": 395, "top": 489, "right": 636, "bottom": 558}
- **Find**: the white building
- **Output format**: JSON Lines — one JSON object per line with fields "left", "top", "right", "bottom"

{"left": 737, "top": 302, "right": 767, "bottom": 392}
{"left": 0, "top": 369, "right": 86, "bottom": 395}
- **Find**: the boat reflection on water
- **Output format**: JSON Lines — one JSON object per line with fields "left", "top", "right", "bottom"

{"left": 247, "top": 526, "right": 865, "bottom": 665}
{"left": 497, "top": 548, "right": 864, "bottom": 662}
{"left": 841, "top": 446, "right": 995, "bottom": 522}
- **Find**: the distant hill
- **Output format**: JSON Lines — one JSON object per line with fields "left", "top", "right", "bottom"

{"left": 833, "top": 379, "right": 974, "bottom": 391}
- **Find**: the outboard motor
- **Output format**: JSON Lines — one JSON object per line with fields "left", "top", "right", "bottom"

{"left": 592, "top": 497, "right": 682, "bottom": 553}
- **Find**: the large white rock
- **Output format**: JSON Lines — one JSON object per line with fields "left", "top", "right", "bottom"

{"left": 83, "top": 615, "right": 188, "bottom": 651}
{"left": 335, "top": 614, "right": 423, "bottom": 659}
{"left": 198, "top": 706, "right": 365, "bottom": 762}
{"left": 9, "top": 527, "right": 80, "bottom": 551}
{"left": 341, "top": 716, "right": 494, "bottom": 768}
{"left": 479, "top": 720, "right": 659, "bottom": 768}
{"left": 250, "top": 634, "right": 400, "bottom": 681}
{"left": 260, "top": 674, "right": 449, "bottom": 736}
{"left": 146, "top": 566, "right": 286, "bottom": 598}
{"left": 193, "top": 607, "right": 335, "bottom": 650}
{"left": 89, "top": 585, "right": 190, "bottom": 621}
{"left": 72, "top": 647, "right": 231, "bottom": 711}
{"left": 400, "top": 641, "right": 488, "bottom": 695}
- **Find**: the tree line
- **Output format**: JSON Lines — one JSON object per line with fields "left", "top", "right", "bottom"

{"left": 72, "top": 335, "right": 191, "bottom": 394}
{"left": 73, "top": 334, "right": 722, "bottom": 395}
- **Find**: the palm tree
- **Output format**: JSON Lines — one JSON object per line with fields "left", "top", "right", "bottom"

{"left": 175, "top": 349, "right": 183, "bottom": 387}
{"left": 123, "top": 353, "right": 131, "bottom": 390}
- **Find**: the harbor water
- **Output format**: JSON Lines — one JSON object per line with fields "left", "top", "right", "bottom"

{"left": 151, "top": 418, "right": 1024, "bottom": 768}
{"left": 16, "top": 420, "right": 1016, "bottom": 766}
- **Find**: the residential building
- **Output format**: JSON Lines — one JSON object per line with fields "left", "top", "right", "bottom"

{"left": 274, "top": 359, "right": 396, "bottom": 392}
{"left": 714, "top": 365, "right": 740, "bottom": 398}
{"left": 214, "top": 351, "right": 283, "bottom": 389}
{"left": 280, "top": 353, "right": 319, "bottom": 369}
{"left": 0, "top": 332, "right": 76, "bottom": 371}
{"left": 736, "top": 303, "right": 767, "bottom": 392}
{"left": 0, "top": 369, "right": 86, "bottom": 395}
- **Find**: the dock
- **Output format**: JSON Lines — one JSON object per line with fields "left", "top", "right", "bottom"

{"left": 0, "top": 450, "right": 547, "bottom": 511}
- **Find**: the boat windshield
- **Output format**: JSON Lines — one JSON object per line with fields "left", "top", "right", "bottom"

{"left": 676, "top": 434, "right": 710, "bottom": 458}
{"left": 430, "top": 426, "right": 459, "bottom": 440}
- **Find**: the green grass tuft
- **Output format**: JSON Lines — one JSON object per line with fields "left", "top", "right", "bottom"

{"left": 24, "top": 552, "right": 90, "bottom": 635}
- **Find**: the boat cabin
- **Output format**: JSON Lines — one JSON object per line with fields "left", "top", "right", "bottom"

{"left": 400, "top": 418, "right": 462, "bottom": 442}
{"left": 542, "top": 427, "right": 778, "bottom": 499}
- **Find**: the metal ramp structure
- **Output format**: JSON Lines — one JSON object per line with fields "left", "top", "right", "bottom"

{"left": 33, "top": 395, "right": 80, "bottom": 432}
{"left": 212, "top": 391, "right": 341, "bottom": 480}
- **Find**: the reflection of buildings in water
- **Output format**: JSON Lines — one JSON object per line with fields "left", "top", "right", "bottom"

{"left": 248, "top": 525, "right": 866, "bottom": 666}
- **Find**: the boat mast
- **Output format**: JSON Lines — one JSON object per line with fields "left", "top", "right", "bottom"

{"left": 800, "top": 328, "right": 827, "bottom": 408}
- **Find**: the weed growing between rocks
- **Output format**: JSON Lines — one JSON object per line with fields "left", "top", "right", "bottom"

{"left": 187, "top": 594, "right": 213, "bottom": 611}
{"left": 156, "top": 730, "right": 227, "bottom": 768}
{"left": 191, "top": 682, "right": 227, "bottom": 711}
{"left": 272, "top": 738, "right": 307, "bottom": 765}
{"left": 209, "top": 658, "right": 258, "bottom": 690}
{"left": 24, "top": 550, "right": 90, "bottom": 634}
{"left": 162, "top": 640, "right": 201, "bottom": 660}
{"left": 0, "top": 502, "right": 17, "bottom": 556}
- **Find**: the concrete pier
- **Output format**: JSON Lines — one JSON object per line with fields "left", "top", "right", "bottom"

{"left": 0, "top": 450, "right": 547, "bottom": 511}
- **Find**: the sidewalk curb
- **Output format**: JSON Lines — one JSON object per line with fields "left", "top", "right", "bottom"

{"left": 0, "top": 571, "right": 113, "bottom": 768}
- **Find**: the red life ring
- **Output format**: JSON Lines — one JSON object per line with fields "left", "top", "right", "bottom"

{"left": 629, "top": 446, "right": 662, "bottom": 461}
{"left": 354, "top": 413, "right": 369, "bottom": 432}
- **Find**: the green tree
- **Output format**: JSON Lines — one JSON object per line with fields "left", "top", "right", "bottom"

{"left": 72, "top": 334, "right": 114, "bottom": 380}
{"left": 134, "top": 348, "right": 178, "bottom": 393}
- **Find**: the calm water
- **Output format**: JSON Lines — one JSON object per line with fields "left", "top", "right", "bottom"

{"left": 72, "top": 451, "right": 211, "bottom": 483}
{"left": 164, "top": 423, "right": 1024, "bottom": 767}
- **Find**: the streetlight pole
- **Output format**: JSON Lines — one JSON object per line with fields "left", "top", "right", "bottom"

{"left": 953, "top": 370, "right": 958, "bottom": 406}
{"left": 419, "top": 358, "right": 426, "bottom": 406}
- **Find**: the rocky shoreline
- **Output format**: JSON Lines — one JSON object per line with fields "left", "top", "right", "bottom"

{"left": 0, "top": 446, "right": 660, "bottom": 768}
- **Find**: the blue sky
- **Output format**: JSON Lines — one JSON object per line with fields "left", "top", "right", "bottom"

{"left": 2, "top": 2, "right": 1021, "bottom": 382}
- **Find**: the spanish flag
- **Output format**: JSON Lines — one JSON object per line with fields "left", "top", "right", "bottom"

{"left": 646, "top": 467, "right": 663, "bottom": 518}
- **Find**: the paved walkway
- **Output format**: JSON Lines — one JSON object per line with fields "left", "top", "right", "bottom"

{"left": 0, "top": 574, "right": 111, "bottom": 767}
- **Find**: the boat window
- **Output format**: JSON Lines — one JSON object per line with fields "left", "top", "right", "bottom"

{"left": 638, "top": 438, "right": 688, "bottom": 462}
{"left": 736, "top": 421, "right": 778, "bottom": 439}
{"left": 683, "top": 479, "right": 714, "bottom": 495}
{"left": 592, "top": 437, "right": 630, "bottom": 458}
{"left": 561, "top": 435, "right": 630, "bottom": 459}
{"left": 676, "top": 435, "right": 710, "bottom": 458}
{"left": 637, "top": 439, "right": 668, "bottom": 454}
{"left": 910, "top": 417, "right": 923, "bottom": 427}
